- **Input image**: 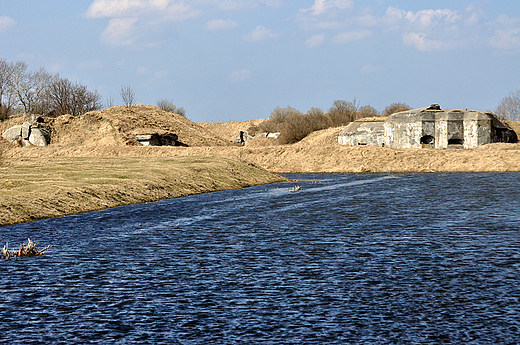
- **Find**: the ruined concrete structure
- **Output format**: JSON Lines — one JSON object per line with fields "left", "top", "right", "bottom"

{"left": 135, "top": 133, "right": 178, "bottom": 146}
{"left": 338, "top": 105, "right": 517, "bottom": 149}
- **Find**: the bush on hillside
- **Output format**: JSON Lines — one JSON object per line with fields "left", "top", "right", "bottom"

{"left": 277, "top": 112, "right": 328, "bottom": 144}
{"left": 46, "top": 75, "right": 103, "bottom": 117}
{"left": 257, "top": 106, "right": 302, "bottom": 134}
{"left": 328, "top": 99, "right": 358, "bottom": 127}
{"left": 257, "top": 101, "right": 382, "bottom": 145}
{"left": 156, "top": 99, "right": 186, "bottom": 117}
{"left": 358, "top": 105, "right": 379, "bottom": 117}
{"left": 307, "top": 107, "right": 333, "bottom": 130}
{"left": 382, "top": 102, "right": 411, "bottom": 116}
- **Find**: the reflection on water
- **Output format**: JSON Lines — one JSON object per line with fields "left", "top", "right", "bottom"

{"left": 1, "top": 173, "right": 520, "bottom": 344}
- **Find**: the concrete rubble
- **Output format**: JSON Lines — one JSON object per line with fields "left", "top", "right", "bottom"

{"left": 2, "top": 115, "right": 51, "bottom": 146}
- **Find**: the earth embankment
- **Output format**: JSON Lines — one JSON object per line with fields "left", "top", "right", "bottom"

{"left": 0, "top": 155, "right": 287, "bottom": 226}
{"left": 2, "top": 105, "right": 520, "bottom": 225}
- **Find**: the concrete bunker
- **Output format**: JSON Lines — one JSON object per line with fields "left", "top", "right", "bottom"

{"left": 135, "top": 133, "right": 178, "bottom": 146}
{"left": 339, "top": 104, "right": 518, "bottom": 149}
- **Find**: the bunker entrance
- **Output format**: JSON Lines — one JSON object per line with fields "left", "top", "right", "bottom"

{"left": 448, "top": 138, "right": 464, "bottom": 147}
{"left": 420, "top": 135, "right": 435, "bottom": 147}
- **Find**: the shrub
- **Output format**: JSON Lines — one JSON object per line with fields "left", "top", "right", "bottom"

{"left": 328, "top": 99, "right": 357, "bottom": 127}
{"left": 277, "top": 112, "right": 321, "bottom": 144}
{"left": 382, "top": 102, "right": 410, "bottom": 116}
{"left": 46, "top": 75, "right": 103, "bottom": 116}
{"left": 257, "top": 106, "right": 302, "bottom": 134}
{"left": 358, "top": 105, "right": 379, "bottom": 118}
{"left": 0, "top": 105, "right": 9, "bottom": 121}
{"left": 495, "top": 90, "right": 520, "bottom": 121}
{"left": 306, "top": 107, "right": 331, "bottom": 130}
{"left": 156, "top": 99, "right": 186, "bottom": 117}
{"left": 269, "top": 106, "right": 301, "bottom": 123}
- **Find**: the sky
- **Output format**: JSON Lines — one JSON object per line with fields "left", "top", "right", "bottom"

{"left": 2, "top": 1, "right": 520, "bottom": 122}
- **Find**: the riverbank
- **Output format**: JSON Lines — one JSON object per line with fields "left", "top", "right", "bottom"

{"left": 2, "top": 106, "right": 520, "bottom": 226}
{"left": 0, "top": 155, "right": 287, "bottom": 226}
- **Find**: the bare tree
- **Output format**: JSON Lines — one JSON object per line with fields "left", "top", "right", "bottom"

{"left": 328, "top": 99, "right": 358, "bottom": 126}
{"left": 46, "top": 74, "right": 102, "bottom": 116}
{"left": 120, "top": 85, "right": 135, "bottom": 108}
{"left": 0, "top": 58, "right": 13, "bottom": 106}
{"left": 106, "top": 96, "right": 114, "bottom": 109}
{"left": 0, "top": 58, "right": 14, "bottom": 119}
{"left": 46, "top": 75, "right": 72, "bottom": 116}
{"left": 495, "top": 89, "right": 520, "bottom": 121}
{"left": 8, "top": 62, "right": 52, "bottom": 114}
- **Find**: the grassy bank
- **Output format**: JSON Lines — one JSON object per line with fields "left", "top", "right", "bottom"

{"left": 0, "top": 155, "right": 287, "bottom": 226}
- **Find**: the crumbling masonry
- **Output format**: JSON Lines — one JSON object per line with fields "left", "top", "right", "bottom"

{"left": 338, "top": 105, "right": 517, "bottom": 149}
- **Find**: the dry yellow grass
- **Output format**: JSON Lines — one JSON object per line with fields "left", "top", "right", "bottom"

{"left": 198, "top": 119, "right": 264, "bottom": 142}
{"left": 2, "top": 106, "right": 520, "bottom": 225}
{"left": 0, "top": 155, "right": 286, "bottom": 226}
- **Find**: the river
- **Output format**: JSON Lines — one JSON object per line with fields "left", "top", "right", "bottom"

{"left": 1, "top": 173, "right": 520, "bottom": 344}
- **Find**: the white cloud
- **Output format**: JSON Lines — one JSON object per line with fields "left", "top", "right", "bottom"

{"left": 0, "top": 16, "right": 16, "bottom": 32}
{"left": 491, "top": 15, "right": 520, "bottom": 49}
{"left": 384, "top": 6, "right": 461, "bottom": 30}
{"left": 206, "top": 19, "right": 238, "bottom": 31}
{"left": 101, "top": 17, "right": 138, "bottom": 46}
{"left": 406, "top": 9, "right": 461, "bottom": 28}
{"left": 86, "top": 0, "right": 199, "bottom": 46}
{"left": 333, "top": 30, "right": 371, "bottom": 43}
{"left": 302, "top": 0, "right": 354, "bottom": 16}
{"left": 243, "top": 26, "right": 278, "bottom": 41}
{"left": 228, "top": 68, "right": 251, "bottom": 82}
{"left": 403, "top": 32, "right": 452, "bottom": 52}
{"left": 305, "top": 34, "right": 325, "bottom": 48}
{"left": 213, "top": 0, "right": 282, "bottom": 11}
{"left": 86, "top": 0, "right": 178, "bottom": 18}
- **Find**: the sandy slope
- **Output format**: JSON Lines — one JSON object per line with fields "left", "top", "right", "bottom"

{"left": 198, "top": 119, "right": 264, "bottom": 142}
{"left": 2, "top": 108, "right": 520, "bottom": 174}
{"left": 2, "top": 106, "right": 520, "bottom": 225}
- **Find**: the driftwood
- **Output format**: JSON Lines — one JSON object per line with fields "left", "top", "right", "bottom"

{"left": 1, "top": 238, "right": 51, "bottom": 261}
{"left": 289, "top": 185, "right": 301, "bottom": 192}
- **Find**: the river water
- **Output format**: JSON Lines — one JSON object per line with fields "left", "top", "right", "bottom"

{"left": 1, "top": 173, "right": 520, "bottom": 344}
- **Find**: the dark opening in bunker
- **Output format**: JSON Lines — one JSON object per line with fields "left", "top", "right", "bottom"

{"left": 420, "top": 135, "right": 435, "bottom": 145}
{"left": 448, "top": 138, "right": 463, "bottom": 146}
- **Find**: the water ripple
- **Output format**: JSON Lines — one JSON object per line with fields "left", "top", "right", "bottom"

{"left": 1, "top": 173, "right": 520, "bottom": 344}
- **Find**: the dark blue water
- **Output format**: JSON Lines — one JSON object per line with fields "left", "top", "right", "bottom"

{"left": 1, "top": 173, "right": 520, "bottom": 344}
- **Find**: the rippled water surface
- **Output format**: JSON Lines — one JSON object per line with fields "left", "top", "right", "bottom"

{"left": 1, "top": 173, "right": 520, "bottom": 344}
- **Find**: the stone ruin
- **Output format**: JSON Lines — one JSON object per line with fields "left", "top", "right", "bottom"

{"left": 135, "top": 133, "right": 178, "bottom": 146}
{"left": 2, "top": 115, "right": 51, "bottom": 146}
{"left": 338, "top": 104, "right": 518, "bottom": 149}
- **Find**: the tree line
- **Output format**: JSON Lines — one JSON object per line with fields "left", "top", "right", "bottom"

{"left": 249, "top": 101, "right": 411, "bottom": 144}
{"left": 0, "top": 58, "right": 103, "bottom": 120}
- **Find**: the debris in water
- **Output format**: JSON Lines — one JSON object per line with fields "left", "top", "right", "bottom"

{"left": 289, "top": 185, "right": 301, "bottom": 192}
{"left": 1, "top": 238, "right": 51, "bottom": 261}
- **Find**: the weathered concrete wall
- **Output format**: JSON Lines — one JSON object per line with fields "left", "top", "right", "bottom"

{"left": 339, "top": 105, "right": 517, "bottom": 149}
{"left": 338, "top": 122, "right": 385, "bottom": 146}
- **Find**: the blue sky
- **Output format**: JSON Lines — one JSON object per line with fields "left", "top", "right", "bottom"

{"left": 2, "top": 1, "right": 520, "bottom": 122}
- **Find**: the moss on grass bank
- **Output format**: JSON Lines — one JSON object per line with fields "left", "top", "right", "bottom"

{"left": 0, "top": 155, "right": 287, "bottom": 226}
